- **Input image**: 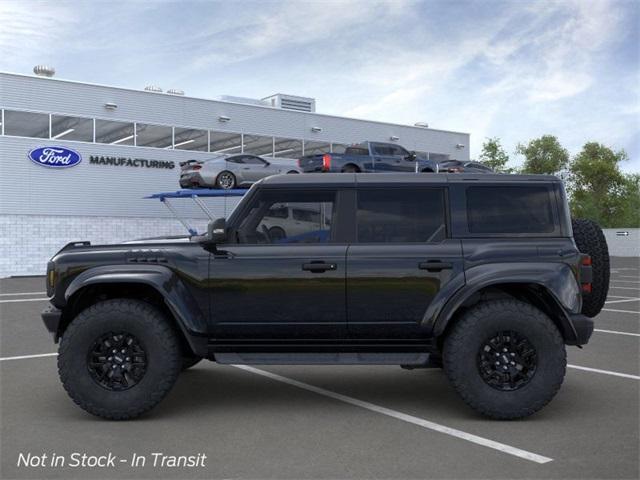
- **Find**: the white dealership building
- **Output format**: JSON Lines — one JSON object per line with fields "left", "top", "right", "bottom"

{"left": 0, "top": 69, "right": 470, "bottom": 277}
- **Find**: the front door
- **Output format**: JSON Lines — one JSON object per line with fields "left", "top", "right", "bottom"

{"left": 346, "top": 187, "right": 463, "bottom": 338}
{"left": 209, "top": 188, "right": 348, "bottom": 339}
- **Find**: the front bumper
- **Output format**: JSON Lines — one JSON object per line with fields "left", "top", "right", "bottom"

{"left": 567, "top": 313, "right": 594, "bottom": 345}
{"left": 42, "top": 305, "right": 62, "bottom": 342}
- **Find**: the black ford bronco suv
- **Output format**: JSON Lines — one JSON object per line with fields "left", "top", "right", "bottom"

{"left": 42, "top": 173, "right": 609, "bottom": 420}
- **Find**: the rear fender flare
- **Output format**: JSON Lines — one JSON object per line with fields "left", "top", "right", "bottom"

{"left": 425, "top": 262, "right": 581, "bottom": 340}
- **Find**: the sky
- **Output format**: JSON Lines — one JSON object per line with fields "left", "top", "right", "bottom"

{"left": 1, "top": 0, "right": 638, "bottom": 171}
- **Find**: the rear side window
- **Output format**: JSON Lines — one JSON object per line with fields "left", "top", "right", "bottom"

{"left": 345, "top": 147, "right": 369, "bottom": 156}
{"left": 356, "top": 189, "right": 446, "bottom": 243}
{"left": 466, "top": 186, "right": 555, "bottom": 234}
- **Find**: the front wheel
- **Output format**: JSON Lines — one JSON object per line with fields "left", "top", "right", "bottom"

{"left": 58, "top": 299, "right": 183, "bottom": 420}
{"left": 443, "top": 299, "right": 566, "bottom": 419}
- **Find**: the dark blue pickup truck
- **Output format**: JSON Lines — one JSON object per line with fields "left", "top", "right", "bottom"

{"left": 298, "top": 141, "right": 439, "bottom": 173}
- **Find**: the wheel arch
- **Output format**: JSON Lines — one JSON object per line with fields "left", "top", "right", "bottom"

{"left": 341, "top": 163, "right": 361, "bottom": 172}
{"left": 60, "top": 266, "right": 208, "bottom": 356}
{"left": 434, "top": 282, "right": 580, "bottom": 347}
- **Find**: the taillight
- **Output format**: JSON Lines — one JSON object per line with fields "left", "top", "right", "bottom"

{"left": 192, "top": 165, "right": 202, "bottom": 170}
{"left": 580, "top": 255, "right": 593, "bottom": 294}
{"left": 322, "top": 154, "right": 332, "bottom": 171}
{"left": 297, "top": 158, "right": 302, "bottom": 168}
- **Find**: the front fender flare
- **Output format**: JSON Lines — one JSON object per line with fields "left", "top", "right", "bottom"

{"left": 65, "top": 264, "right": 209, "bottom": 340}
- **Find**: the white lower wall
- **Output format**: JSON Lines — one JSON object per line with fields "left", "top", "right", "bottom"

{"left": 0, "top": 214, "right": 210, "bottom": 278}
{"left": 602, "top": 229, "right": 640, "bottom": 257}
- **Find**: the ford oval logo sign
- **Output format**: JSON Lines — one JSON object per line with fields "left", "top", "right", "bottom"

{"left": 28, "top": 146, "right": 82, "bottom": 168}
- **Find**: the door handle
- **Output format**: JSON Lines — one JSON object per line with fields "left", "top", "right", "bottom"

{"left": 418, "top": 261, "right": 452, "bottom": 272}
{"left": 302, "top": 262, "right": 337, "bottom": 273}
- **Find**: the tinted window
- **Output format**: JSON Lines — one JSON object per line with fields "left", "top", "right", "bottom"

{"left": 345, "top": 147, "right": 369, "bottom": 156}
{"left": 242, "top": 155, "right": 266, "bottom": 165}
{"left": 238, "top": 191, "right": 335, "bottom": 244}
{"left": 357, "top": 189, "right": 446, "bottom": 243}
{"left": 226, "top": 156, "right": 244, "bottom": 164}
{"left": 466, "top": 186, "right": 555, "bottom": 234}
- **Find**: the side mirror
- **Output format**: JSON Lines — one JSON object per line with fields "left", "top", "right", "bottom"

{"left": 407, "top": 151, "right": 417, "bottom": 161}
{"left": 207, "top": 218, "right": 227, "bottom": 244}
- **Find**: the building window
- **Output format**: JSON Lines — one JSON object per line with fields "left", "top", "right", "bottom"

{"left": 243, "top": 134, "right": 274, "bottom": 156}
{"left": 95, "top": 119, "right": 135, "bottom": 145}
{"left": 51, "top": 114, "right": 93, "bottom": 142}
{"left": 3, "top": 110, "right": 49, "bottom": 138}
{"left": 210, "top": 131, "right": 243, "bottom": 154}
{"left": 173, "top": 127, "right": 208, "bottom": 151}
{"left": 135, "top": 123, "right": 173, "bottom": 148}
{"left": 273, "top": 137, "right": 303, "bottom": 159}
{"left": 303, "top": 141, "right": 331, "bottom": 155}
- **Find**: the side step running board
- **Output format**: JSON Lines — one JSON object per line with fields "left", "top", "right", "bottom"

{"left": 215, "top": 352, "right": 431, "bottom": 366}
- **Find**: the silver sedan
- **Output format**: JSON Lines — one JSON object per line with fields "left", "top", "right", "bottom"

{"left": 179, "top": 154, "right": 300, "bottom": 189}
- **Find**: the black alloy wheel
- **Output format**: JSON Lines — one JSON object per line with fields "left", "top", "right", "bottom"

{"left": 87, "top": 332, "right": 147, "bottom": 391}
{"left": 477, "top": 330, "right": 537, "bottom": 391}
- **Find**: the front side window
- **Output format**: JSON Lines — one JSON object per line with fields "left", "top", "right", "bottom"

{"left": 237, "top": 191, "right": 335, "bottom": 244}
{"left": 466, "top": 186, "right": 555, "bottom": 234}
{"left": 356, "top": 189, "right": 446, "bottom": 243}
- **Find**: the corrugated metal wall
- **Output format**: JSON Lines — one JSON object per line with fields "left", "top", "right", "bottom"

{"left": 0, "top": 72, "right": 470, "bottom": 219}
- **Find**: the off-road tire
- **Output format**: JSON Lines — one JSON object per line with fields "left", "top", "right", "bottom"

{"left": 572, "top": 218, "right": 610, "bottom": 317}
{"left": 58, "top": 299, "right": 182, "bottom": 420}
{"left": 443, "top": 300, "right": 566, "bottom": 419}
{"left": 182, "top": 355, "right": 203, "bottom": 370}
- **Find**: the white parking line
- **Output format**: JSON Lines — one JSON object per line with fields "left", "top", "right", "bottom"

{"left": 607, "top": 295, "right": 635, "bottom": 299}
{"left": 594, "top": 328, "right": 640, "bottom": 337}
{"left": 605, "top": 297, "right": 640, "bottom": 304}
{"left": 609, "top": 285, "right": 640, "bottom": 291}
{"left": 233, "top": 364, "right": 552, "bottom": 464}
{"left": 0, "top": 291, "right": 46, "bottom": 296}
{"left": 0, "top": 353, "right": 57, "bottom": 362}
{"left": 602, "top": 308, "right": 640, "bottom": 314}
{"left": 610, "top": 279, "right": 640, "bottom": 284}
{"left": 568, "top": 365, "right": 640, "bottom": 380}
{"left": 616, "top": 275, "right": 640, "bottom": 280}
{"left": 0, "top": 297, "right": 49, "bottom": 304}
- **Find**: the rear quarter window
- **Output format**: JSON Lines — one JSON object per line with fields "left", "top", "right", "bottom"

{"left": 466, "top": 186, "right": 556, "bottom": 234}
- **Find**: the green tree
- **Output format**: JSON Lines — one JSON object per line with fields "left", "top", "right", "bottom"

{"left": 479, "top": 137, "right": 512, "bottom": 172}
{"left": 517, "top": 135, "right": 569, "bottom": 175}
{"left": 568, "top": 142, "right": 637, "bottom": 227}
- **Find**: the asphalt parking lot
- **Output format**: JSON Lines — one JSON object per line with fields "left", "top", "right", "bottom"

{"left": 1, "top": 257, "right": 638, "bottom": 480}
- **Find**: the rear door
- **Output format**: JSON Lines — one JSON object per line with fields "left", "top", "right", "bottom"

{"left": 234, "top": 155, "right": 271, "bottom": 183}
{"left": 346, "top": 187, "right": 463, "bottom": 338}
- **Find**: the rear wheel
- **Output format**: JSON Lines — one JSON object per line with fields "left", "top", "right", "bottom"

{"left": 58, "top": 299, "right": 182, "bottom": 420}
{"left": 572, "top": 218, "right": 610, "bottom": 317}
{"left": 341, "top": 164, "right": 359, "bottom": 173}
{"left": 268, "top": 226, "right": 287, "bottom": 241}
{"left": 443, "top": 299, "right": 566, "bottom": 419}
{"left": 216, "top": 171, "right": 236, "bottom": 189}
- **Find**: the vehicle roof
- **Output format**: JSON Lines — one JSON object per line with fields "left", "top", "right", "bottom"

{"left": 259, "top": 172, "right": 561, "bottom": 187}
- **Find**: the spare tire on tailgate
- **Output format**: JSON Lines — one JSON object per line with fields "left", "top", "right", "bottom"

{"left": 571, "top": 218, "right": 610, "bottom": 317}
